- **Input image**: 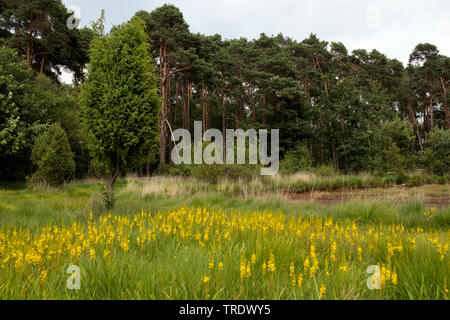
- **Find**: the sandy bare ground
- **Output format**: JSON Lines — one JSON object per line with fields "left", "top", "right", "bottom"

{"left": 289, "top": 184, "right": 450, "bottom": 207}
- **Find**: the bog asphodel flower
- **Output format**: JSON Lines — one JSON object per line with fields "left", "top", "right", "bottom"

{"left": 40, "top": 269, "right": 47, "bottom": 283}
{"left": 357, "top": 247, "right": 362, "bottom": 261}
{"left": 289, "top": 262, "right": 296, "bottom": 286}
{"left": 297, "top": 273, "right": 303, "bottom": 288}
{"left": 268, "top": 253, "right": 276, "bottom": 272}
{"left": 0, "top": 206, "right": 447, "bottom": 299}
{"left": 319, "top": 284, "right": 326, "bottom": 300}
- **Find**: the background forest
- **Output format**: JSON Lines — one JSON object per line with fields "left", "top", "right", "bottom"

{"left": 1, "top": 1, "right": 449, "bottom": 185}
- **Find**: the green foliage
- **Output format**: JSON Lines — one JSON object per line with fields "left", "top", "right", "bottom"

{"left": 372, "top": 142, "right": 405, "bottom": 174}
{"left": 164, "top": 164, "right": 192, "bottom": 177}
{"left": 424, "top": 128, "right": 450, "bottom": 175}
{"left": 191, "top": 164, "right": 225, "bottom": 184}
{"left": 314, "top": 165, "right": 335, "bottom": 176}
{"left": 0, "top": 0, "right": 92, "bottom": 81}
{"left": 32, "top": 75, "right": 89, "bottom": 178}
{"left": 80, "top": 17, "right": 160, "bottom": 190}
{"left": 191, "top": 164, "right": 259, "bottom": 184}
{"left": 280, "top": 144, "right": 313, "bottom": 173}
{"left": 0, "top": 47, "right": 33, "bottom": 155}
{"left": 333, "top": 200, "right": 395, "bottom": 223}
{"left": 99, "top": 183, "right": 115, "bottom": 211}
{"left": 1, "top": 3, "right": 449, "bottom": 183}
{"left": 0, "top": 46, "right": 48, "bottom": 180}
{"left": 29, "top": 123, "right": 75, "bottom": 186}
{"left": 371, "top": 118, "right": 414, "bottom": 173}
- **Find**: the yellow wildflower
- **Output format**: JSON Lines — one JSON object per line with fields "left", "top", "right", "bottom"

{"left": 319, "top": 284, "right": 326, "bottom": 300}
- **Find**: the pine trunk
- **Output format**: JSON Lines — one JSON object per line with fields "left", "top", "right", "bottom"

{"left": 441, "top": 77, "right": 449, "bottom": 130}
{"left": 429, "top": 95, "right": 434, "bottom": 132}
{"left": 40, "top": 54, "right": 45, "bottom": 74}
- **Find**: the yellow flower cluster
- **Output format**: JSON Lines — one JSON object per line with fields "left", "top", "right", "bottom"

{"left": 424, "top": 207, "right": 436, "bottom": 218}
{"left": 380, "top": 264, "right": 398, "bottom": 288}
{"left": 0, "top": 206, "right": 448, "bottom": 296}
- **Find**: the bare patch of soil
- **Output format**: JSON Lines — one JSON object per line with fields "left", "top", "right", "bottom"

{"left": 289, "top": 184, "right": 450, "bottom": 207}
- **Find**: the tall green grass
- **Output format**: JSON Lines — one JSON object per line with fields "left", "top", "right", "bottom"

{"left": 0, "top": 178, "right": 448, "bottom": 230}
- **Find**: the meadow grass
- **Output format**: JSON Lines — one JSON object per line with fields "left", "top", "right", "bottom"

{"left": 0, "top": 176, "right": 448, "bottom": 299}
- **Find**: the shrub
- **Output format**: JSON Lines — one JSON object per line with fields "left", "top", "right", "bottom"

{"left": 423, "top": 128, "right": 450, "bottom": 175}
{"left": 99, "top": 183, "right": 115, "bottom": 211}
{"left": 191, "top": 164, "right": 225, "bottom": 184}
{"left": 314, "top": 165, "right": 335, "bottom": 176}
{"left": 223, "top": 165, "right": 260, "bottom": 181}
{"left": 166, "top": 164, "right": 192, "bottom": 177}
{"left": 371, "top": 141, "right": 405, "bottom": 174}
{"left": 280, "top": 144, "right": 313, "bottom": 173}
{"left": 29, "top": 123, "right": 75, "bottom": 186}
{"left": 191, "top": 164, "right": 259, "bottom": 183}
{"left": 395, "top": 171, "right": 408, "bottom": 184}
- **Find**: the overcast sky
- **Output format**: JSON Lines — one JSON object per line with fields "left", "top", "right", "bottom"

{"left": 62, "top": 0, "right": 449, "bottom": 67}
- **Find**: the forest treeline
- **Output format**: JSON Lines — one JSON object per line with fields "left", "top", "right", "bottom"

{"left": 1, "top": 2, "right": 449, "bottom": 183}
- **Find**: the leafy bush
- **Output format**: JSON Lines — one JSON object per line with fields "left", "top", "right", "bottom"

{"left": 29, "top": 123, "right": 75, "bottom": 186}
{"left": 423, "top": 128, "right": 450, "bottom": 175}
{"left": 191, "top": 164, "right": 259, "bottom": 183}
{"left": 395, "top": 171, "right": 408, "bottom": 184}
{"left": 191, "top": 164, "right": 225, "bottom": 184}
{"left": 371, "top": 141, "right": 405, "bottom": 174}
{"left": 280, "top": 144, "right": 313, "bottom": 173}
{"left": 164, "top": 164, "right": 192, "bottom": 177}
{"left": 99, "top": 183, "right": 115, "bottom": 211}
{"left": 224, "top": 164, "right": 260, "bottom": 181}
{"left": 370, "top": 118, "right": 413, "bottom": 174}
{"left": 314, "top": 165, "right": 335, "bottom": 176}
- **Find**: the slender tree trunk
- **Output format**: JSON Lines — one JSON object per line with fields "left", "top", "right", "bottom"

{"left": 262, "top": 95, "right": 267, "bottom": 124}
{"left": 26, "top": 24, "right": 33, "bottom": 66}
{"left": 221, "top": 89, "right": 226, "bottom": 161}
{"left": 202, "top": 88, "right": 209, "bottom": 133}
{"left": 306, "top": 84, "right": 311, "bottom": 105}
{"left": 39, "top": 54, "right": 45, "bottom": 74}
{"left": 108, "top": 166, "right": 120, "bottom": 202}
{"left": 167, "top": 76, "right": 171, "bottom": 111}
{"left": 441, "top": 77, "right": 449, "bottom": 130}
{"left": 416, "top": 124, "right": 423, "bottom": 152}
{"left": 329, "top": 122, "right": 338, "bottom": 168}
{"left": 423, "top": 100, "right": 428, "bottom": 134}
{"left": 187, "top": 81, "right": 191, "bottom": 131}
{"left": 429, "top": 95, "right": 434, "bottom": 132}
{"left": 236, "top": 96, "right": 241, "bottom": 129}
{"left": 407, "top": 102, "right": 417, "bottom": 153}
{"left": 174, "top": 81, "right": 178, "bottom": 123}
{"left": 26, "top": 40, "right": 31, "bottom": 66}
{"left": 319, "top": 112, "right": 324, "bottom": 164}
{"left": 181, "top": 81, "right": 187, "bottom": 130}
{"left": 159, "top": 43, "right": 168, "bottom": 165}
{"left": 159, "top": 92, "right": 167, "bottom": 164}
{"left": 249, "top": 92, "right": 255, "bottom": 121}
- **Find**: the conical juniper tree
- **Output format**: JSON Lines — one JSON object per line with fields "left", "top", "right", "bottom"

{"left": 80, "top": 16, "right": 160, "bottom": 203}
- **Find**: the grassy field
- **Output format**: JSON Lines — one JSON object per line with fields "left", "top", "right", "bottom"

{"left": 0, "top": 175, "right": 449, "bottom": 299}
